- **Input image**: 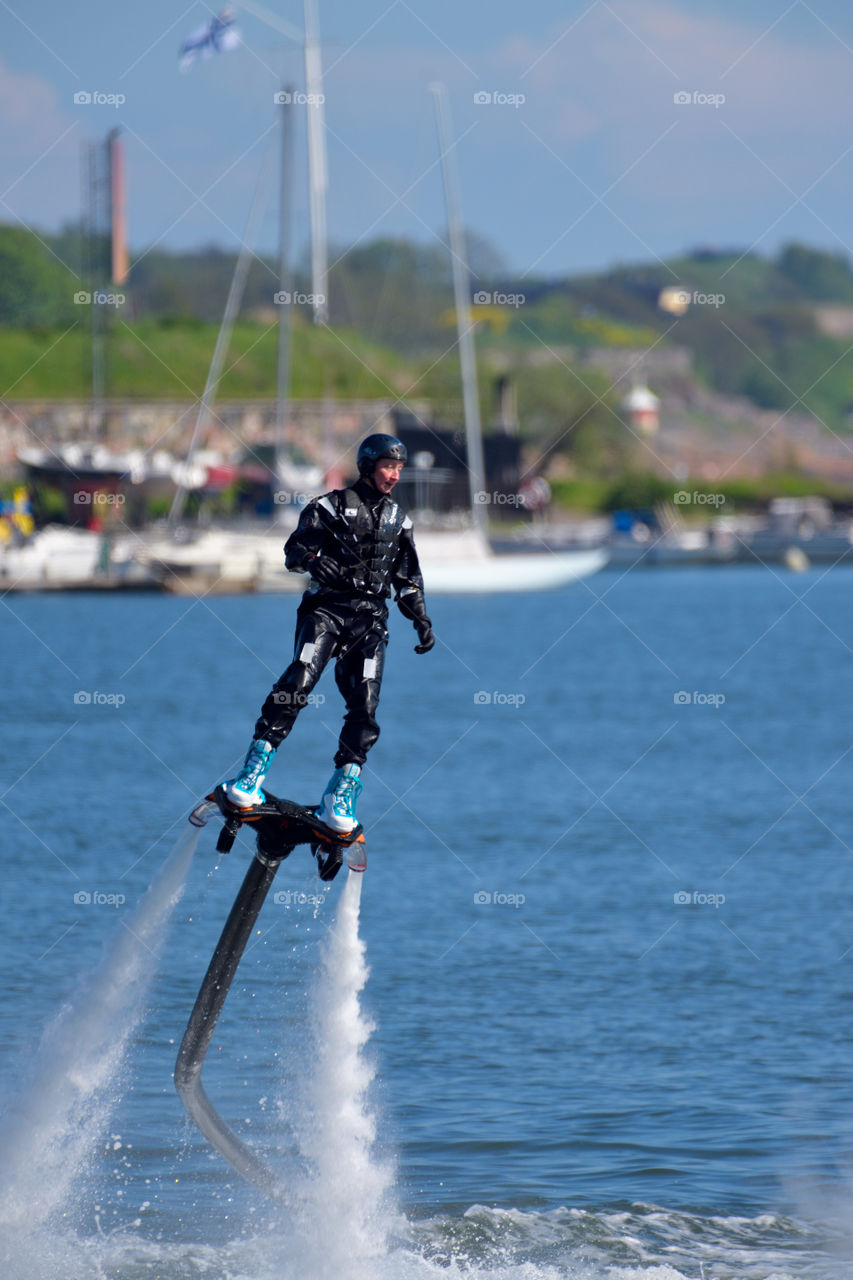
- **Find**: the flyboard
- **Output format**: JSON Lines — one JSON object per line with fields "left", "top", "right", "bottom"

{"left": 175, "top": 786, "right": 367, "bottom": 1197}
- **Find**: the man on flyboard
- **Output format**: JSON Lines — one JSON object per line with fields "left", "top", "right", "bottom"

{"left": 222, "top": 434, "right": 435, "bottom": 833}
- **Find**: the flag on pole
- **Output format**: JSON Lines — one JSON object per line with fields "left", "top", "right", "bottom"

{"left": 179, "top": 7, "right": 240, "bottom": 72}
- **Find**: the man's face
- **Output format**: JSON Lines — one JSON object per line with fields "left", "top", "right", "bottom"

{"left": 373, "top": 458, "right": 404, "bottom": 494}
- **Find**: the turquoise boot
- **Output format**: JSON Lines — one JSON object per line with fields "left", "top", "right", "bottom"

{"left": 318, "top": 763, "right": 362, "bottom": 833}
{"left": 222, "top": 739, "right": 276, "bottom": 808}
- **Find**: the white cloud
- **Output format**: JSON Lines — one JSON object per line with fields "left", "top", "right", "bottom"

{"left": 0, "top": 57, "right": 79, "bottom": 232}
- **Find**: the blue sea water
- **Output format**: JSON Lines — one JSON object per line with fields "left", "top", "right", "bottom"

{"left": 1, "top": 564, "right": 853, "bottom": 1278}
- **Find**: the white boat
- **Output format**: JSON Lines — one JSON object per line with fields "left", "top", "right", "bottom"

{"left": 0, "top": 525, "right": 155, "bottom": 590}
{"left": 0, "top": 526, "right": 103, "bottom": 588}
{"left": 132, "top": 527, "right": 302, "bottom": 595}
{"left": 17, "top": 442, "right": 204, "bottom": 489}
{"left": 418, "top": 86, "right": 607, "bottom": 595}
{"left": 416, "top": 528, "right": 607, "bottom": 593}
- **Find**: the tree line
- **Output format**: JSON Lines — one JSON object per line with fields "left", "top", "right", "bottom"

{"left": 3, "top": 224, "right": 853, "bottom": 434}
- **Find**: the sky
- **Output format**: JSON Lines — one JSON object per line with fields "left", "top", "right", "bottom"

{"left": 3, "top": 0, "right": 853, "bottom": 279}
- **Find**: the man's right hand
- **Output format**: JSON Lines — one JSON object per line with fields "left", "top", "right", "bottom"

{"left": 306, "top": 555, "right": 342, "bottom": 588}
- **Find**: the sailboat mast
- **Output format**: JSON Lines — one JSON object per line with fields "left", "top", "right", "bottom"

{"left": 168, "top": 135, "right": 275, "bottom": 529}
{"left": 431, "top": 83, "right": 488, "bottom": 534}
{"left": 275, "top": 88, "right": 294, "bottom": 493}
{"left": 304, "top": 0, "right": 328, "bottom": 325}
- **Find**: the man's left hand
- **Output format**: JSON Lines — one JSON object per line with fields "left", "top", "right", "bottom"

{"left": 414, "top": 619, "right": 435, "bottom": 653}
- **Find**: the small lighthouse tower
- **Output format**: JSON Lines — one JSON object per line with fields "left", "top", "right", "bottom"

{"left": 623, "top": 384, "right": 660, "bottom": 435}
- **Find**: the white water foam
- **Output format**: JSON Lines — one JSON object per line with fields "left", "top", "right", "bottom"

{"left": 0, "top": 1203, "right": 836, "bottom": 1280}
{"left": 1, "top": 840, "right": 843, "bottom": 1280}
{"left": 0, "top": 822, "right": 200, "bottom": 1242}
{"left": 292, "top": 868, "right": 396, "bottom": 1279}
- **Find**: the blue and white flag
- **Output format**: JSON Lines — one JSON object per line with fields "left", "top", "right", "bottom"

{"left": 179, "top": 7, "right": 241, "bottom": 72}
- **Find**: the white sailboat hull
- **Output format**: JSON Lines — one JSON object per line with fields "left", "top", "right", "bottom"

{"left": 422, "top": 547, "right": 607, "bottom": 593}
{"left": 416, "top": 529, "right": 607, "bottom": 593}
{"left": 134, "top": 526, "right": 607, "bottom": 595}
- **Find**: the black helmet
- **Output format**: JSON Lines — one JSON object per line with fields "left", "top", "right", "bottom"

{"left": 357, "top": 433, "right": 407, "bottom": 476}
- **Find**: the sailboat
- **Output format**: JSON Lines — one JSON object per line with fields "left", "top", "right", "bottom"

{"left": 414, "top": 84, "right": 606, "bottom": 594}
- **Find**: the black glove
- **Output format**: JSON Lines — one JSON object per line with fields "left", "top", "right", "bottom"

{"left": 397, "top": 590, "right": 434, "bottom": 652}
{"left": 305, "top": 555, "right": 342, "bottom": 589}
{"left": 414, "top": 618, "right": 435, "bottom": 654}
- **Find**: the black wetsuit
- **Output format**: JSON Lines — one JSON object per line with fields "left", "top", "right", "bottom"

{"left": 253, "top": 477, "right": 430, "bottom": 767}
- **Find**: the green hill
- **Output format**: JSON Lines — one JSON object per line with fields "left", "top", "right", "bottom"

{"left": 518, "top": 245, "right": 853, "bottom": 429}
{"left": 0, "top": 317, "right": 413, "bottom": 400}
{"left": 4, "top": 221, "right": 853, "bottom": 466}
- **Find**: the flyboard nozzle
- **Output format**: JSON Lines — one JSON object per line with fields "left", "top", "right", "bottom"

{"left": 347, "top": 833, "right": 367, "bottom": 873}
{"left": 188, "top": 798, "right": 218, "bottom": 828}
{"left": 188, "top": 793, "right": 239, "bottom": 852}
